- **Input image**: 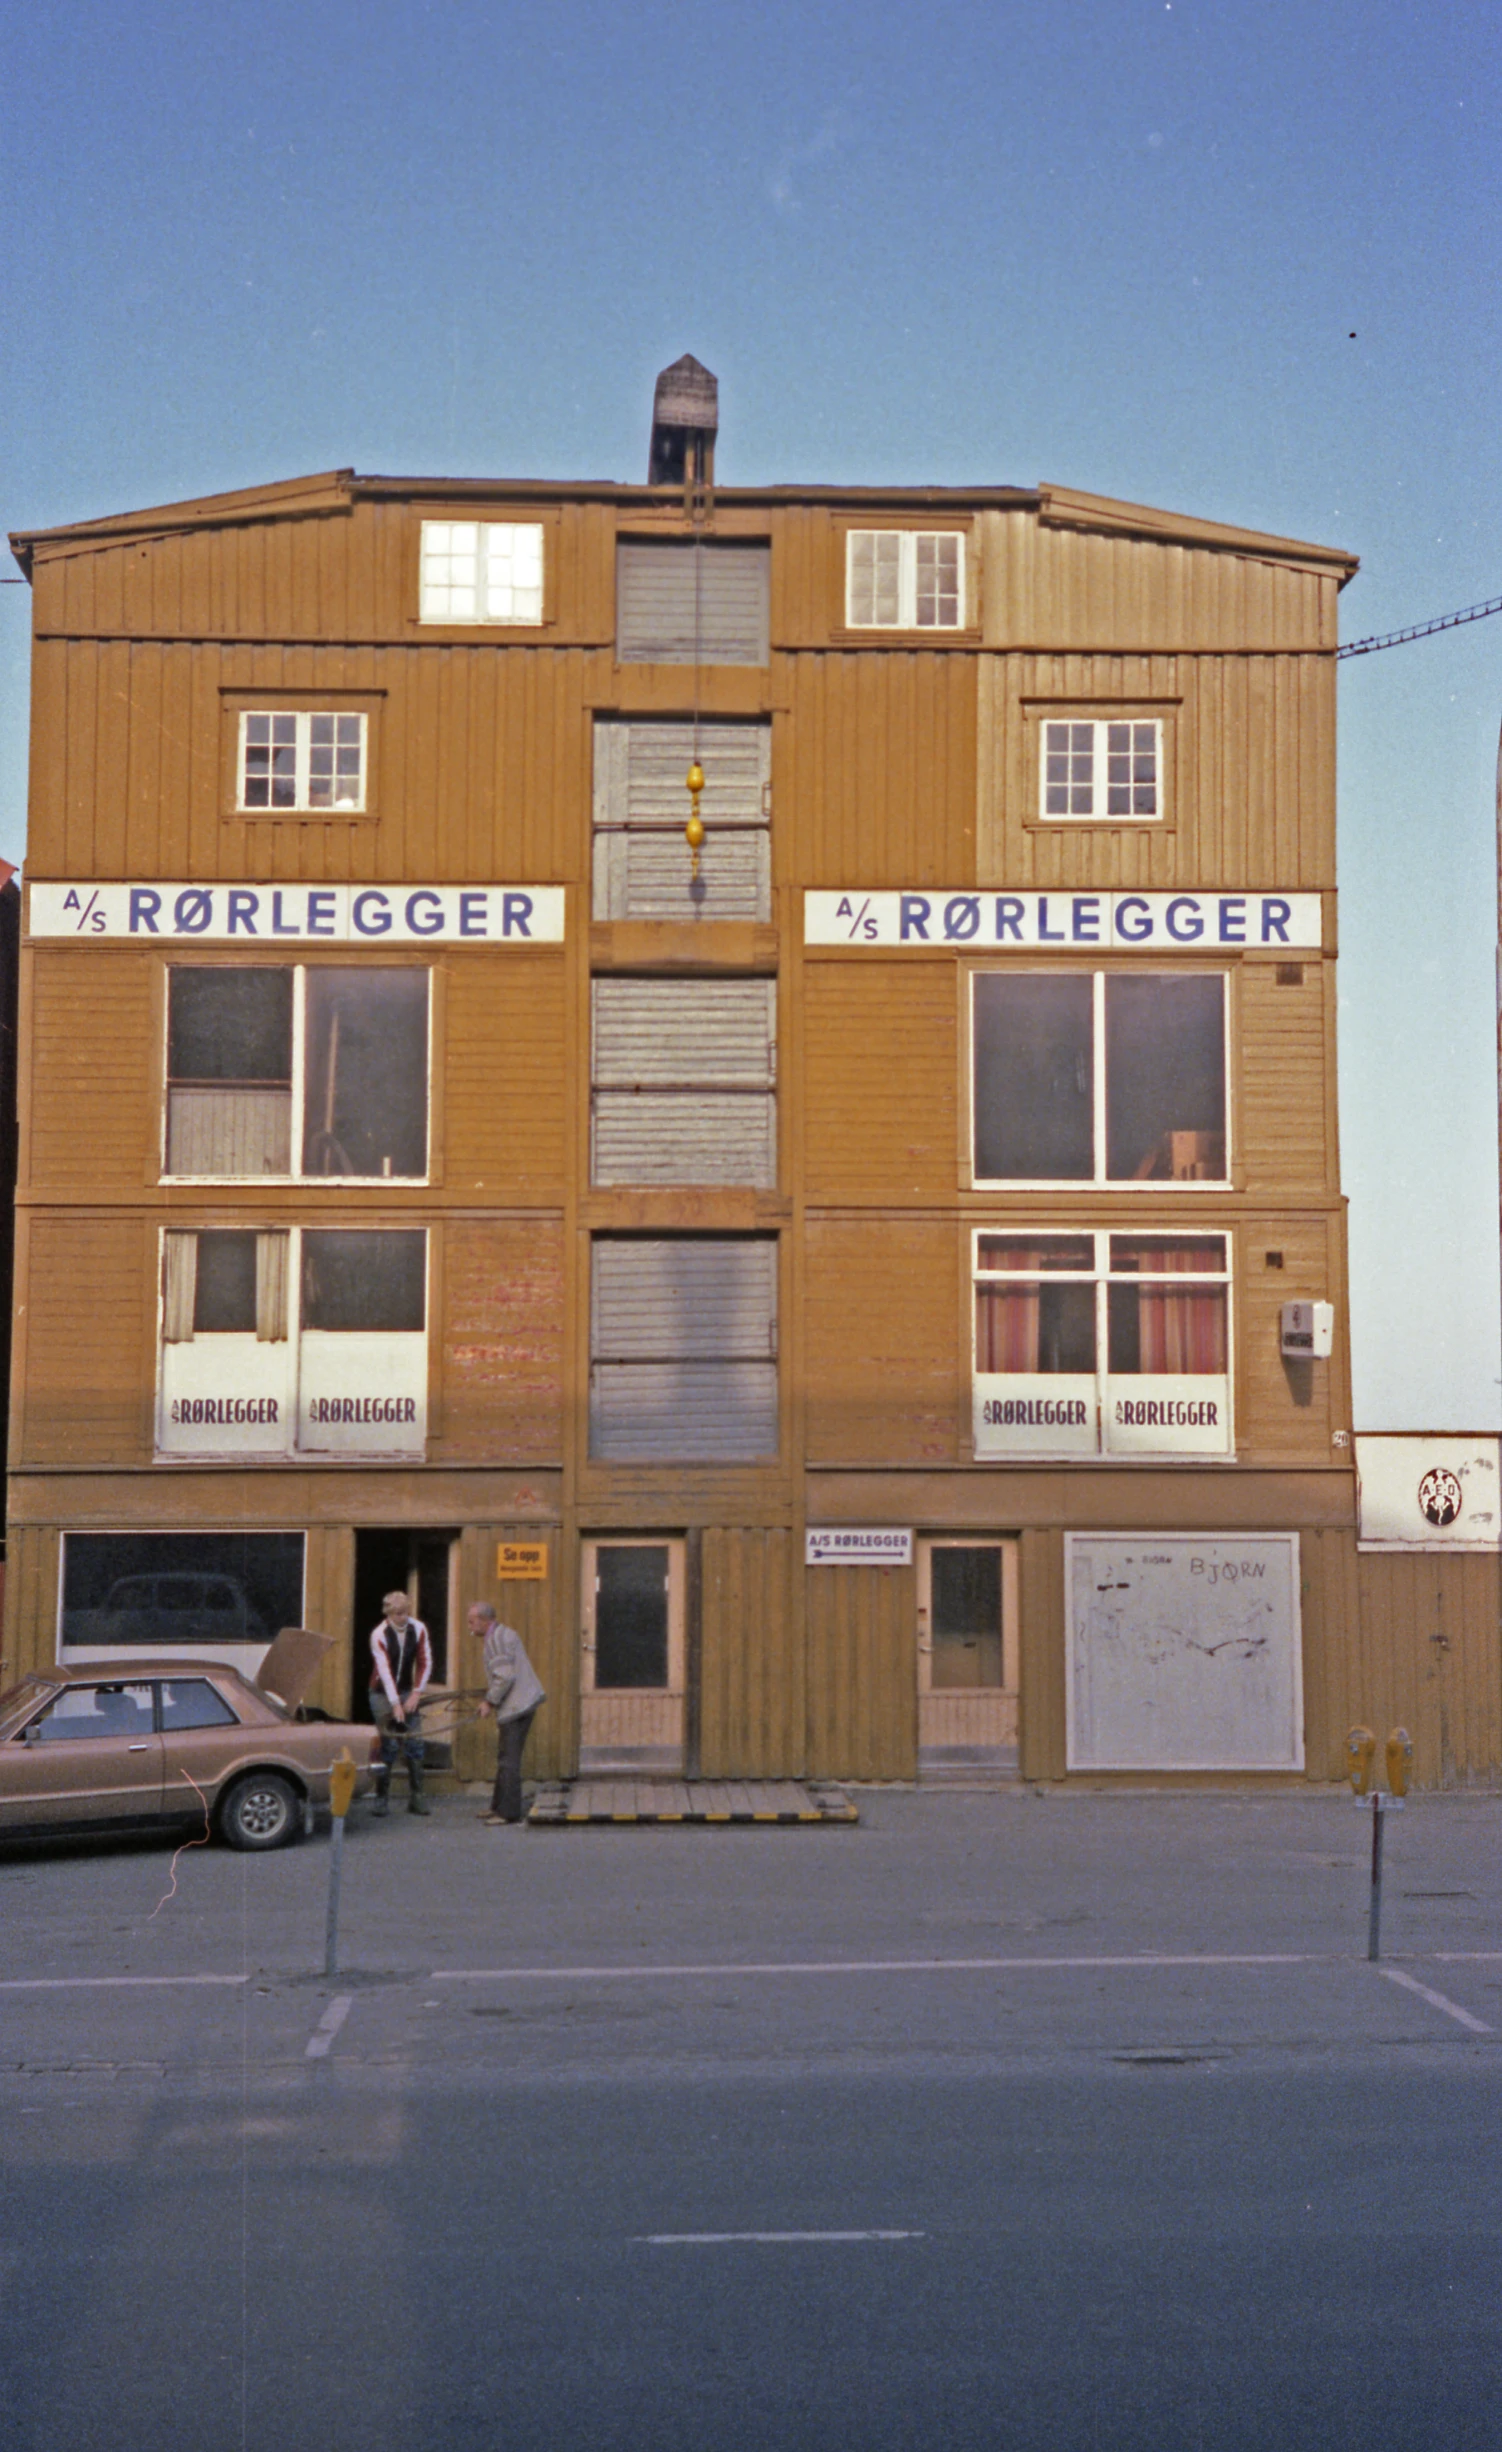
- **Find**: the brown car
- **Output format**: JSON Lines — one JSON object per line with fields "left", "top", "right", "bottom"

{"left": 0, "top": 1630, "right": 377, "bottom": 1851}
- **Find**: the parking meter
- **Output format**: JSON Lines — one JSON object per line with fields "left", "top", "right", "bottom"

{"left": 1385, "top": 1726, "right": 1413, "bottom": 1800}
{"left": 1345, "top": 1725, "right": 1376, "bottom": 1796}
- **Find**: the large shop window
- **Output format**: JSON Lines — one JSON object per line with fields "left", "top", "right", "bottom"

{"left": 972, "top": 971, "right": 1227, "bottom": 1185}
{"left": 590, "top": 1237, "right": 779, "bottom": 1462}
{"left": 591, "top": 977, "right": 777, "bottom": 1187}
{"left": 974, "top": 1231, "right": 1231, "bottom": 1459}
{"left": 158, "top": 1228, "right": 427, "bottom": 1459}
{"left": 593, "top": 718, "right": 771, "bottom": 920}
{"left": 165, "top": 966, "right": 429, "bottom": 1181}
{"left": 59, "top": 1532, "right": 305, "bottom": 1655}
{"left": 616, "top": 541, "right": 770, "bottom": 665}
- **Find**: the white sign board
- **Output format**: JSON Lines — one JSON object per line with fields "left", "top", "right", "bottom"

{"left": 806, "top": 1527, "right": 914, "bottom": 1567}
{"left": 28, "top": 881, "right": 565, "bottom": 945}
{"left": 805, "top": 888, "right": 1322, "bottom": 951}
{"left": 1066, "top": 1534, "right": 1304, "bottom": 1772}
{"left": 1355, "top": 1436, "right": 1501, "bottom": 1552}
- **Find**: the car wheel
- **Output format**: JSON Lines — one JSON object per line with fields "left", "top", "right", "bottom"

{"left": 219, "top": 1772, "right": 301, "bottom": 1852}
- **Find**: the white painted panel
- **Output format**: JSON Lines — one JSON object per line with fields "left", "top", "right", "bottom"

{"left": 973, "top": 1374, "right": 1097, "bottom": 1457}
{"left": 157, "top": 1336, "right": 292, "bottom": 1457}
{"left": 1102, "top": 1375, "right": 1231, "bottom": 1456}
{"left": 1066, "top": 1534, "right": 1304, "bottom": 1772}
{"left": 296, "top": 1331, "right": 427, "bottom": 1456}
{"left": 1355, "top": 1435, "right": 1501, "bottom": 1551}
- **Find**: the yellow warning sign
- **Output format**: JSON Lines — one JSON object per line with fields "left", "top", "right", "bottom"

{"left": 497, "top": 1541, "right": 549, "bottom": 1581}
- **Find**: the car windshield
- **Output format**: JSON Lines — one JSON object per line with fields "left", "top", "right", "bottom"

{"left": 0, "top": 1676, "right": 62, "bottom": 1737}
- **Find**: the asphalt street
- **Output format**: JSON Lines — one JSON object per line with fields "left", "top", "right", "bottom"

{"left": 1, "top": 1787, "right": 1499, "bottom": 2451}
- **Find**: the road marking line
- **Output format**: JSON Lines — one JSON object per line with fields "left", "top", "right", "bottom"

{"left": 305, "top": 1995, "right": 354, "bottom": 2058}
{"left": 633, "top": 2230, "right": 924, "bottom": 2245}
{"left": 1374, "top": 1967, "right": 1492, "bottom": 2033}
{"left": 0, "top": 1974, "right": 250, "bottom": 1992}
{"left": 432, "top": 1952, "right": 1319, "bottom": 1983}
{"left": 1428, "top": 1952, "right": 1502, "bottom": 1963}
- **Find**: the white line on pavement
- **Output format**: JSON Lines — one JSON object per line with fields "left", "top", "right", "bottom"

{"left": 0, "top": 1974, "right": 249, "bottom": 1991}
{"left": 433, "top": 1952, "right": 1320, "bottom": 1983}
{"left": 305, "top": 1995, "right": 354, "bottom": 2059}
{"left": 634, "top": 2231, "right": 924, "bottom": 2245}
{"left": 1374, "top": 1967, "right": 1493, "bottom": 2033}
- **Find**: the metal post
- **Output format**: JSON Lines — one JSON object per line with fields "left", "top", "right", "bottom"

{"left": 1367, "top": 1796, "right": 1386, "bottom": 1962}
{"left": 324, "top": 1812, "right": 345, "bottom": 1978}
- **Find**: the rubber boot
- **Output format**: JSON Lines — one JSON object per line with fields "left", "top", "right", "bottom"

{"left": 371, "top": 1770, "right": 390, "bottom": 1818}
{"left": 406, "top": 1762, "right": 432, "bottom": 1816}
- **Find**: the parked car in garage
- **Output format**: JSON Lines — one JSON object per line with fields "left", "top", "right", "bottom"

{"left": 0, "top": 1630, "right": 377, "bottom": 1850}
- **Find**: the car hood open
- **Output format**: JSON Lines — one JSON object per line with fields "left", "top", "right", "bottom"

{"left": 254, "top": 1627, "right": 334, "bottom": 1712}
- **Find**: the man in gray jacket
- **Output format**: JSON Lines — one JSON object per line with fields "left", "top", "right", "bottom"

{"left": 469, "top": 1601, "right": 546, "bottom": 1825}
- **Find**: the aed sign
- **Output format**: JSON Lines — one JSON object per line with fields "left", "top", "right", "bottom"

{"left": 29, "top": 881, "right": 566, "bottom": 945}
{"left": 806, "top": 1528, "right": 914, "bottom": 1567}
{"left": 804, "top": 889, "right": 1323, "bottom": 951}
{"left": 496, "top": 1542, "right": 549, "bottom": 1580}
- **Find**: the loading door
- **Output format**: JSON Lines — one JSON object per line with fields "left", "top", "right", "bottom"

{"left": 580, "top": 1537, "right": 686, "bottom": 1773}
{"left": 917, "top": 1539, "right": 1019, "bottom": 1775}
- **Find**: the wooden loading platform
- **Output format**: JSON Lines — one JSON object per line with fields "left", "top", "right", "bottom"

{"left": 527, "top": 1779, "right": 859, "bottom": 1827}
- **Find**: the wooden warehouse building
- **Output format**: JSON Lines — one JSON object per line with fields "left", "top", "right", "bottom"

{"left": 6, "top": 360, "right": 1496, "bottom": 1790}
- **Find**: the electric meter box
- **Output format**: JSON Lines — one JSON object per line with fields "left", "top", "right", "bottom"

{"left": 1281, "top": 1299, "right": 1334, "bottom": 1359}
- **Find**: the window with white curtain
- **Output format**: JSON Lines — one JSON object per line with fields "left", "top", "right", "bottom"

{"left": 418, "top": 521, "right": 545, "bottom": 623}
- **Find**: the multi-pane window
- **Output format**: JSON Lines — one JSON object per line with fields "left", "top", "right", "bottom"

{"left": 165, "top": 966, "right": 429, "bottom": 1181}
{"left": 971, "top": 971, "right": 1226, "bottom": 1185}
{"left": 239, "top": 712, "right": 366, "bottom": 812}
{"left": 590, "top": 1237, "right": 778, "bottom": 1461}
{"left": 1041, "top": 719, "right": 1160, "bottom": 820}
{"left": 974, "top": 1231, "right": 1231, "bottom": 1458}
{"left": 418, "top": 520, "right": 545, "bottom": 624}
{"left": 158, "top": 1226, "right": 427, "bottom": 1458}
{"left": 846, "top": 530, "right": 964, "bottom": 629}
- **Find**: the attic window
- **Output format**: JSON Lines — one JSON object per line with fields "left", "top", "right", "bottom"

{"left": 419, "top": 521, "right": 544, "bottom": 624}
{"left": 846, "top": 531, "right": 964, "bottom": 629}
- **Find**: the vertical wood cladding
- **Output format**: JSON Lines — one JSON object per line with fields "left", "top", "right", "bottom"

{"left": 1301, "top": 1532, "right": 1501, "bottom": 1788}
{"left": 802, "top": 962, "right": 958, "bottom": 1202}
{"left": 455, "top": 1521, "right": 573, "bottom": 1782}
{"left": 442, "top": 954, "right": 569, "bottom": 1194}
{"left": 27, "top": 950, "right": 157, "bottom": 1192}
{"left": 979, "top": 508, "right": 1340, "bottom": 655}
{"left": 804, "top": 1560, "right": 916, "bottom": 1778}
{"left": 20, "top": 1216, "right": 151, "bottom": 1464}
{"left": 437, "top": 1219, "right": 565, "bottom": 1464}
{"left": 804, "top": 1219, "right": 959, "bottom": 1465}
{"left": 1, "top": 1523, "right": 62, "bottom": 1680}
{"left": 698, "top": 1525, "right": 802, "bottom": 1776}
{"left": 778, "top": 652, "right": 976, "bottom": 886}
{"left": 1237, "top": 1216, "right": 1340, "bottom": 1464}
{"left": 1237, "top": 962, "right": 1333, "bottom": 1192}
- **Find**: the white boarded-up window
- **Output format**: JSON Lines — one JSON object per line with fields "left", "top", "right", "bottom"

{"left": 419, "top": 521, "right": 544, "bottom": 624}
{"left": 593, "top": 718, "right": 771, "bottom": 921}
{"left": 616, "top": 541, "right": 769, "bottom": 665}
{"left": 592, "top": 978, "right": 776, "bottom": 1187}
{"left": 590, "top": 1237, "right": 778, "bottom": 1461}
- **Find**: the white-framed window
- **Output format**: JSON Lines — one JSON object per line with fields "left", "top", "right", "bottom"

{"left": 971, "top": 969, "right": 1228, "bottom": 1186}
{"left": 973, "top": 1229, "right": 1232, "bottom": 1460}
{"left": 1041, "top": 719, "right": 1161, "bottom": 821}
{"left": 238, "top": 712, "right": 366, "bottom": 812}
{"left": 157, "top": 1226, "right": 428, "bottom": 1460}
{"left": 164, "top": 965, "right": 430, "bottom": 1182}
{"left": 419, "top": 520, "right": 545, "bottom": 624}
{"left": 845, "top": 530, "right": 965, "bottom": 629}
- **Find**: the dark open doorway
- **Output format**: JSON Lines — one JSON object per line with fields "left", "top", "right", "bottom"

{"left": 351, "top": 1528, "right": 459, "bottom": 1722}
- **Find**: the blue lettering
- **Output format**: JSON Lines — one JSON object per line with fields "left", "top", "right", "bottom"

{"left": 352, "top": 890, "right": 391, "bottom": 937}
{"left": 501, "top": 891, "right": 533, "bottom": 939}
{"left": 1071, "top": 895, "right": 1102, "bottom": 943}
{"left": 459, "top": 890, "right": 488, "bottom": 938}
{"left": 271, "top": 891, "right": 300, "bottom": 937}
{"left": 129, "top": 888, "right": 162, "bottom": 935}
{"left": 1166, "top": 895, "right": 1204, "bottom": 942}
{"left": 943, "top": 895, "right": 980, "bottom": 942}
{"left": 899, "top": 895, "right": 931, "bottom": 941}
{"left": 405, "top": 891, "right": 444, "bottom": 937}
{"left": 1115, "top": 896, "right": 1152, "bottom": 942}
{"left": 1217, "top": 896, "right": 1247, "bottom": 944}
{"left": 173, "top": 889, "right": 213, "bottom": 935}
{"left": 1260, "top": 897, "right": 1292, "bottom": 944}
{"left": 306, "top": 891, "right": 336, "bottom": 937}
{"left": 1037, "top": 898, "right": 1066, "bottom": 943}
{"left": 994, "top": 896, "right": 1024, "bottom": 942}
{"left": 227, "top": 890, "right": 260, "bottom": 936}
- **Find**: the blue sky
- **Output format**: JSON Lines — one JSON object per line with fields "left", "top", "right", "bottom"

{"left": 2, "top": 0, "right": 1498, "bottom": 1426}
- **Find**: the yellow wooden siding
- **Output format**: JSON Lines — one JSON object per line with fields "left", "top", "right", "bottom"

{"left": 802, "top": 962, "right": 958, "bottom": 1203}
{"left": 1237, "top": 963, "right": 1332, "bottom": 1192}
{"left": 1301, "top": 1531, "right": 1501, "bottom": 1788}
{"left": 777, "top": 652, "right": 976, "bottom": 886}
{"left": 698, "top": 1525, "right": 803, "bottom": 1776}
{"left": 980, "top": 510, "right": 1340, "bottom": 654}
{"left": 977, "top": 653, "right": 1337, "bottom": 890}
{"left": 303, "top": 1525, "right": 357, "bottom": 1719}
{"left": 453, "top": 1522, "right": 572, "bottom": 1781}
{"left": 437, "top": 1219, "right": 565, "bottom": 1464}
{"left": 26, "top": 950, "right": 158, "bottom": 1192}
{"left": 1, "top": 1522, "right": 62, "bottom": 1679}
{"left": 1017, "top": 1527, "right": 1067, "bottom": 1780}
{"left": 804, "top": 1219, "right": 959, "bottom": 1466}
{"left": 804, "top": 1560, "right": 916, "bottom": 1778}
{"left": 19, "top": 1215, "right": 152, "bottom": 1464}
{"left": 442, "top": 953, "right": 569, "bottom": 1194}
{"left": 1236, "top": 1217, "right": 1338, "bottom": 1464}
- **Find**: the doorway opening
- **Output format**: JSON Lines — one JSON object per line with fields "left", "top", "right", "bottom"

{"left": 351, "top": 1528, "right": 459, "bottom": 1724}
{"left": 917, "top": 1538, "right": 1019, "bottom": 1779}
{"left": 580, "top": 1536, "right": 686, "bottom": 1772}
